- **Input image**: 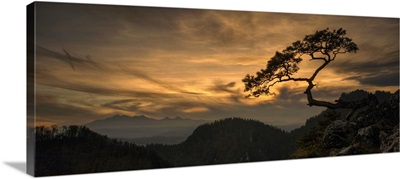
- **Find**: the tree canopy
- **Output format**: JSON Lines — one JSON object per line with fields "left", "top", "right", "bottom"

{"left": 243, "top": 28, "right": 375, "bottom": 120}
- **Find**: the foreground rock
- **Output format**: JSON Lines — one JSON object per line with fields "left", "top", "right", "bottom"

{"left": 335, "top": 91, "right": 399, "bottom": 156}
{"left": 292, "top": 90, "right": 399, "bottom": 158}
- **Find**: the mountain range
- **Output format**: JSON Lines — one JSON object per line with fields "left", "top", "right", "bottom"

{"left": 85, "top": 115, "right": 207, "bottom": 144}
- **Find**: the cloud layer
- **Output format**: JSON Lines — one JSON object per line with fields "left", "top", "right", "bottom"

{"left": 33, "top": 3, "right": 399, "bottom": 127}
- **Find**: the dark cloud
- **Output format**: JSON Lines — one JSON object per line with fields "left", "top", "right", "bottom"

{"left": 208, "top": 80, "right": 246, "bottom": 103}
{"left": 346, "top": 73, "right": 399, "bottom": 87}
{"left": 276, "top": 87, "right": 304, "bottom": 101}
{"left": 181, "top": 13, "right": 249, "bottom": 46}
{"left": 209, "top": 81, "right": 237, "bottom": 93}
{"left": 178, "top": 11, "right": 294, "bottom": 51}
{"left": 226, "top": 82, "right": 236, "bottom": 87}
{"left": 336, "top": 60, "right": 397, "bottom": 74}
{"left": 331, "top": 51, "right": 399, "bottom": 74}
{"left": 36, "top": 3, "right": 124, "bottom": 47}
{"left": 330, "top": 48, "right": 399, "bottom": 87}
{"left": 275, "top": 85, "right": 348, "bottom": 103}
{"left": 36, "top": 46, "right": 102, "bottom": 71}
{"left": 36, "top": 3, "right": 206, "bottom": 59}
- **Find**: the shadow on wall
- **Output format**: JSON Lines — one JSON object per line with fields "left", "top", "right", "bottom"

{"left": 4, "top": 162, "right": 26, "bottom": 174}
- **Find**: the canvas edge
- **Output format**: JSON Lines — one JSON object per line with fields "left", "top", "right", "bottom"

{"left": 27, "top": 1, "right": 36, "bottom": 177}
{"left": 23, "top": 1, "right": 400, "bottom": 177}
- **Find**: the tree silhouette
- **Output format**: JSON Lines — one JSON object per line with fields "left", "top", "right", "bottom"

{"left": 243, "top": 28, "right": 375, "bottom": 120}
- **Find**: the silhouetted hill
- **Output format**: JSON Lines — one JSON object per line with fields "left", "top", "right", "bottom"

{"left": 147, "top": 117, "right": 293, "bottom": 166}
{"left": 35, "top": 126, "right": 170, "bottom": 176}
{"left": 85, "top": 115, "right": 207, "bottom": 144}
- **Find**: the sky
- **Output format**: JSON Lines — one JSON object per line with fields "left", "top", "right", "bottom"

{"left": 31, "top": 2, "right": 399, "bottom": 128}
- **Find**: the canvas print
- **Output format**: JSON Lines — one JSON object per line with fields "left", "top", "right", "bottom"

{"left": 27, "top": 2, "right": 399, "bottom": 177}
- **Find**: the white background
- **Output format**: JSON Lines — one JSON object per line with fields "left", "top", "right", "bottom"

{"left": 0, "top": 0, "right": 399, "bottom": 178}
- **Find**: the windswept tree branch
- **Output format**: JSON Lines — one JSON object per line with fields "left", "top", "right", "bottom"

{"left": 309, "top": 60, "right": 330, "bottom": 81}
{"left": 243, "top": 28, "right": 370, "bottom": 120}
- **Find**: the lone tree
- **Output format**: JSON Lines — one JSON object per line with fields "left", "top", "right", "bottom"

{"left": 243, "top": 28, "right": 375, "bottom": 120}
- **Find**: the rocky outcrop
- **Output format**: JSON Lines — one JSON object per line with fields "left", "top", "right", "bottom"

{"left": 380, "top": 125, "right": 399, "bottom": 152}
{"left": 329, "top": 91, "right": 399, "bottom": 156}
{"left": 322, "top": 120, "right": 357, "bottom": 149}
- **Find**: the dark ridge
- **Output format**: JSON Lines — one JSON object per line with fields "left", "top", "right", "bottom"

{"left": 35, "top": 126, "right": 170, "bottom": 176}
{"left": 147, "top": 117, "right": 294, "bottom": 167}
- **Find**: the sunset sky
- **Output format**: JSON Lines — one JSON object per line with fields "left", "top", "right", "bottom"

{"left": 33, "top": 3, "right": 399, "bottom": 128}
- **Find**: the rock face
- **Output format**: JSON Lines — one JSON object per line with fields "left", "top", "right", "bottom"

{"left": 380, "top": 125, "right": 399, "bottom": 152}
{"left": 322, "top": 120, "right": 357, "bottom": 149}
{"left": 330, "top": 91, "right": 399, "bottom": 156}
{"left": 290, "top": 90, "right": 399, "bottom": 158}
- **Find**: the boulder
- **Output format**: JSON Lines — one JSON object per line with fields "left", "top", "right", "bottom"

{"left": 380, "top": 125, "right": 399, "bottom": 152}
{"left": 322, "top": 120, "right": 357, "bottom": 149}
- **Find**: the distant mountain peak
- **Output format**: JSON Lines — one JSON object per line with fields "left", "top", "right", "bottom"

{"left": 162, "top": 116, "right": 185, "bottom": 120}
{"left": 174, "top": 116, "right": 184, "bottom": 120}
{"left": 163, "top": 116, "right": 171, "bottom": 120}
{"left": 85, "top": 114, "right": 208, "bottom": 141}
{"left": 103, "top": 114, "right": 153, "bottom": 121}
{"left": 135, "top": 114, "right": 148, "bottom": 118}
{"left": 110, "top": 114, "right": 128, "bottom": 118}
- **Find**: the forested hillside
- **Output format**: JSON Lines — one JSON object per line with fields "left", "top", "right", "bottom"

{"left": 35, "top": 126, "right": 170, "bottom": 176}
{"left": 147, "top": 118, "right": 294, "bottom": 166}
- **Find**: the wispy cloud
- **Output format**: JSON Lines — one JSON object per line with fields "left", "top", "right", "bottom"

{"left": 118, "top": 65, "right": 203, "bottom": 95}
{"left": 36, "top": 46, "right": 102, "bottom": 71}
{"left": 208, "top": 81, "right": 237, "bottom": 94}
